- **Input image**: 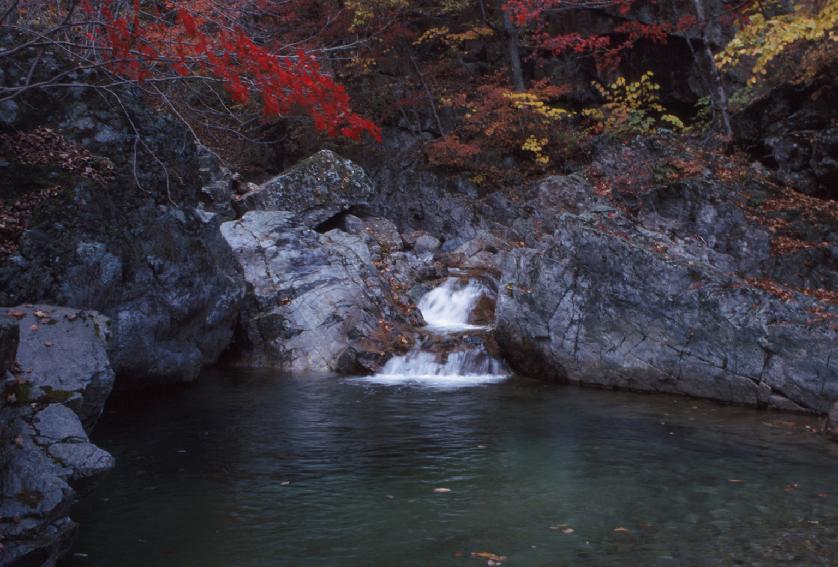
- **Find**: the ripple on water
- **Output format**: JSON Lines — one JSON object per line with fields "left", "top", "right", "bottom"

{"left": 64, "top": 371, "right": 838, "bottom": 567}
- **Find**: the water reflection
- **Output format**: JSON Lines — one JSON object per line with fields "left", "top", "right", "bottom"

{"left": 64, "top": 370, "right": 838, "bottom": 566}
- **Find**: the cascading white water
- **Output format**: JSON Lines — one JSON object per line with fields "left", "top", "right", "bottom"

{"left": 417, "top": 278, "right": 487, "bottom": 332}
{"left": 356, "top": 278, "right": 510, "bottom": 388}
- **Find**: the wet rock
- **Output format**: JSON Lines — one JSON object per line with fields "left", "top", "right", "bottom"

{"left": 233, "top": 150, "right": 374, "bottom": 227}
{"left": 468, "top": 294, "right": 496, "bottom": 327}
{"left": 221, "top": 211, "right": 417, "bottom": 372}
{"left": 0, "top": 306, "right": 114, "bottom": 567}
{"left": 495, "top": 176, "right": 838, "bottom": 413}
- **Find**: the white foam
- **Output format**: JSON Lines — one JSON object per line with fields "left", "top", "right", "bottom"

{"left": 354, "top": 373, "right": 507, "bottom": 389}
{"left": 356, "top": 350, "right": 507, "bottom": 388}
{"left": 360, "top": 278, "right": 509, "bottom": 389}
{"left": 417, "top": 279, "right": 488, "bottom": 332}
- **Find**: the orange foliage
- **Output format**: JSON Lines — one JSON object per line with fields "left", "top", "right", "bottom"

{"left": 427, "top": 78, "right": 582, "bottom": 183}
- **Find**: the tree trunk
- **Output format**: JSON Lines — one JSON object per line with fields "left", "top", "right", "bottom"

{"left": 502, "top": 7, "right": 526, "bottom": 92}
{"left": 690, "top": 0, "right": 733, "bottom": 137}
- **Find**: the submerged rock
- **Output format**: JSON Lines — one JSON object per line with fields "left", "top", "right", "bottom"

{"left": 0, "top": 306, "right": 114, "bottom": 566}
{"left": 221, "top": 211, "right": 418, "bottom": 372}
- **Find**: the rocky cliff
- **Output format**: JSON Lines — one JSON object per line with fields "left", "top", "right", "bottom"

{"left": 0, "top": 51, "right": 245, "bottom": 388}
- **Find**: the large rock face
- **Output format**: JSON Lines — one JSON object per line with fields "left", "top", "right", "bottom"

{"left": 0, "top": 306, "right": 115, "bottom": 566}
{"left": 495, "top": 176, "right": 838, "bottom": 413}
{"left": 221, "top": 211, "right": 419, "bottom": 372}
{"left": 0, "top": 187, "right": 245, "bottom": 387}
{"left": 233, "top": 150, "right": 374, "bottom": 227}
{"left": 0, "top": 52, "right": 246, "bottom": 387}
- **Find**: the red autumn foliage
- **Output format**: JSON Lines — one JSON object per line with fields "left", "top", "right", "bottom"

{"left": 503, "top": 0, "right": 681, "bottom": 71}
{"left": 75, "top": 1, "right": 380, "bottom": 141}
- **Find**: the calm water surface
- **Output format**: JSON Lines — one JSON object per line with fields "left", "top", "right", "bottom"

{"left": 64, "top": 370, "right": 838, "bottom": 566}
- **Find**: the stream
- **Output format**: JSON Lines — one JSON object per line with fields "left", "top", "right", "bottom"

{"left": 62, "top": 279, "right": 838, "bottom": 566}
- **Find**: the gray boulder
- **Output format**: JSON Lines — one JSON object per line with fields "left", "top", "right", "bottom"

{"left": 495, "top": 176, "right": 838, "bottom": 413}
{"left": 0, "top": 52, "right": 247, "bottom": 388}
{"left": 403, "top": 231, "right": 441, "bottom": 254}
{"left": 3, "top": 306, "right": 113, "bottom": 430}
{"left": 1, "top": 200, "right": 246, "bottom": 387}
{"left": 233, "top": 150, "right": 374, "bottom": 227}
{"left": 0, "top": 306, "right": 114, "bottom": 566}
{"left": 221, "top": 211, "right": 418, "bottom": 372}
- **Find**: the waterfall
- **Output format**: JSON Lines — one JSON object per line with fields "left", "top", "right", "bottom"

{"left": 417, "top": 278, "right": 488, "bottom": 332}
{"left": 357, "top": 278, "right": 510, "bottom": 388}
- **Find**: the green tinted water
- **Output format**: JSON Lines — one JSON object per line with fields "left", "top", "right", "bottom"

{"left": 64, "top": 370, "right": 838, "bottom": 566}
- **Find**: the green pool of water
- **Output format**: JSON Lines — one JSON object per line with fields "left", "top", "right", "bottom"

{"left": 63, "top": 370, "right": 838, "bottom": 566}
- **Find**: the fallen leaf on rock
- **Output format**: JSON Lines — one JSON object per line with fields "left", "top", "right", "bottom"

{"left": 470, "top": 551, "right": 506, "bottom": 562}
{"left": 66, "top": 313, "right": 77, "bottom": 321}
{"left": 562, "top": 528, "right": 575, "bottom": 534}
{"left": 8, "top": 310, "right": 25, "bottom": 320}
{"left": 280, "top": 481, "right": 291, "bottom": 486}
{"left": 433, "top": 487, "right": 452, "bottom": 493}
{"left": 728, "top": 479, "right": 744, "bottom": 484}
{"left": 33, "top": 309, "right": 49, "bottom": 319}
{"left": 43, "top": 341, "right": 53, "bottom": 348}
{"left": 613, "top": 527, "right": 629, "bottom": 533}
